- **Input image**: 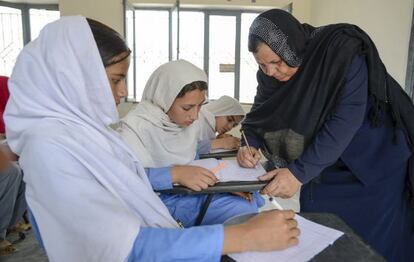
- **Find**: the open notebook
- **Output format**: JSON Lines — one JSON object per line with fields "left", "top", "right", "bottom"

{"left": 229, "top": 214, "right": 344, "bottom": 262}
{"left": 189, "top": 158, "right": 266, "bottom": 182}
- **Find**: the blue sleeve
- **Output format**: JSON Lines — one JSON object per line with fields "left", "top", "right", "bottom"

{"left": 197, "top": 139, "right": 212, "bottom": 154}
{"left": 288, "top": 55, "right": 368, "bottom": 184}
{"left": 128, "top": 225, "right": 224, "bottom": 262}
{"left": 144, "top": 167, "right": 173, "bottom": 190}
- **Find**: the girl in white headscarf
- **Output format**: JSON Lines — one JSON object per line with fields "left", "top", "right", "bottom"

{"left": 119, "top": 60, "right": 265, "bottom": 227}
{"left": 198, "top": 95, "right": 245, "bottom": 154}
{"left": 5, "top": 16, "right": 298, "bottom": 262}
{"left": 4, "top": 16, "right": 299, "bottom": 262}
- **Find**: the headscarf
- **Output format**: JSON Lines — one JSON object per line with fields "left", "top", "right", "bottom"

{"left": 244, "top": 9, "right": 414, "bottom": 197}
{"left": 4, "top": 16, "right": 178, "bottom": 262}
{"left": 0, "top": 76, "right": 10, "bottom": 134}
{"left": 119, "top": 60, "right": 207, "bottom": 168}
{"left": 199, "top": 95, "right": 245, "bottom": 140}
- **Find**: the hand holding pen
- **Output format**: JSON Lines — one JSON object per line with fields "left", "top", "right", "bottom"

{"left": 237, "top": 130, "right": 261, "bottom": 168}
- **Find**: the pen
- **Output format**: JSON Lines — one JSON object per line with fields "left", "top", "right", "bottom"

{"left": 240, "top": 130, "right": 254, "bottom": 158}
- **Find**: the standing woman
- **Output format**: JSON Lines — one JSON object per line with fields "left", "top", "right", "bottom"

{"left": 237, "top": 9, "right": 414, "bottom": 261}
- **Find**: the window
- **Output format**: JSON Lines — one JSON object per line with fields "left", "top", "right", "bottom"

{"left": 29, "top": 8, "right": 60, "bottom": 40}
{"left": 208, "top": 15, "right": 236, "bottom": 99}
{"left": 0, "top": 3, "right": 59, "bottom": 76}
{"left": 134, "top": 10, "right": 169, "bottom": 101}
{"left": 0, "top": 6, "right": 23, "bottom": 76}
{"left": 179, "top": 11, "right": 204, "bottom": 69}
{"left": 126, "top": 7, "right": 267, "bottom": 103}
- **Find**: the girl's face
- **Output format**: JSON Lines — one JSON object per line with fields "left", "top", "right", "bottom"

{"left": 215, "top": 115, "right": 243, "bottom": 135}
{"left": 105, "top": 51, "right": 129, "bottom": 105}
{"left": 253, "top": 43, "right": 298, "bottom": 82}
{"left": 167, "top": 89, "right": 206, "bottom": 127}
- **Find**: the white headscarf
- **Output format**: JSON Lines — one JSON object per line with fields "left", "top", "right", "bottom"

{"left": 4, "top": 16, "right": 178, "bottom": 262}
{"left": 119, "top": 60, "right": 207, "bottom": 168}
{"left": 199, "top": 95, "right": 245, "bottom": 140}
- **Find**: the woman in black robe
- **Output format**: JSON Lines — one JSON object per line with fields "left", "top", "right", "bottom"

{"left": 237, "top": 9, "right": 414, "bottom": 261}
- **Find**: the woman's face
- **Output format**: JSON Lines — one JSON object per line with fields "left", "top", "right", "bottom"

{"left": 253, "top": 43, "right": 298, "bottom": 82}
{"left": 215, "top": 115, "right": 243, "bottom": 134}
{"left": 105, "top": 51, "right": 130, "bottom": 105}
{"left": 167, "top": 89, "right": 206, "bottom": 127}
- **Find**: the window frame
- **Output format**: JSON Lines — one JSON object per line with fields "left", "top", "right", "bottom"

{"left": 125, "top": 6, "right": 273, "bottom": 103}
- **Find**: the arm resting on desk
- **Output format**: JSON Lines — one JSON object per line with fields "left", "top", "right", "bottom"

{"left": 145, "top": 167, "right": 173, "bottom": 191}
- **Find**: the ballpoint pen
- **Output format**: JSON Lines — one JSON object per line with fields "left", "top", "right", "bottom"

{"left": 269, "top": 196, "right": 284, "bottom": 210}
{"left": 240, "top": 129, "right": 254, "bottom": 158}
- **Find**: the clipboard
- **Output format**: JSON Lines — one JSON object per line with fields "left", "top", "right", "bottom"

{"left": 199, "top": 149, "right": 238, "bottom": 159}
{"left": 156, "top": 180, "right": 268, "bottom": 195}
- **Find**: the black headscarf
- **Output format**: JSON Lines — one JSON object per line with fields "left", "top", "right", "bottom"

{"left": 243, "top": 9, "right": 414, "bottom": 199}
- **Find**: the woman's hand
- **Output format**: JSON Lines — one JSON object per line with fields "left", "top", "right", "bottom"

{"left": 223, "top": 210, "right": 300, "bottom": 253}
{"left": 259, "top": 168, "right": 302, "bottom": 198}
{"left": 212, "top": 136, "right": 241, "bottom": 150}
{"left": 171, "top": 165, "right": 218, "bottom": 191}
{"left": 237, "top": 146, "right": 261, "bottom": 168}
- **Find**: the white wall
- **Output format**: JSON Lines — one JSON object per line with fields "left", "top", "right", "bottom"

{"left": 295, "top": 0, "right": 414, "bottom": 87}
{"left": 59, "top": 0, "right": 124, "bottom": 35}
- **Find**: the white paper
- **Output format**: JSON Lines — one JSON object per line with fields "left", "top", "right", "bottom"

{"left": 209, "top": 148, "right": 236, "bottom": 154}
{"left": 189, "top": 158, "right": 266, "bottom": 182}
{"left": 229, "top": 215, "right": 344, "bottom": 262}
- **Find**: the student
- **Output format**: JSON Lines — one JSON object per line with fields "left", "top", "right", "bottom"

{"left": 237, "top": 9, "right": 414, "bottom": 261}
{"left": 4, "top": 16, "right": 299, "bottom": 262}
{"left": 119, "top": 60, "right": 265, "bottom": 227}
{"left": 0, "top": 76, "right": 27, "bottom": 255}
{"left": 198, "top": 95, "right": 245, "bottom": 154}
{"left": 0, "top": 144, "right": 27, "bottom": 255}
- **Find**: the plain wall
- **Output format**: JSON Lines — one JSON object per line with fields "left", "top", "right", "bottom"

{"left": 295, "top": 0, "right": 414, "bottom": 87}
{"left": 59, "top": 0, "right": 124, "bottom": 35}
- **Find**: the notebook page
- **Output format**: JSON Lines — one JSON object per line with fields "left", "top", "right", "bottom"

{"left": 189, "top": 158, "right": 266, "bottom": 182}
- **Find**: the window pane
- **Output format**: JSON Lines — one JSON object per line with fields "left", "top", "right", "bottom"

{"left": 135, "top": 10, "right": 169, "bottom": 101}
{"left": 0, "top": 6, "right": 23, "bottom": 76}
{"left": 179, "top": 11, "right": 204, "bottom": 70}
{"left": 29, "top": 8, "right": 60, "bottom": 41}
{"left": 240, "top": 13, "right": 260, "bottom": 103}
{"left": 208, "top": 15, "right": 236, "bottom": 100}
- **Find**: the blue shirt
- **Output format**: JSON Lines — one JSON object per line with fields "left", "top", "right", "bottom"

{"left": 129, "top": 225, "right": 224, "bottom": 262}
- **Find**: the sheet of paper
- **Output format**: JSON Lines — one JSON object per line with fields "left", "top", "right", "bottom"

{"left": 229, "top": 215, "right": 344, "bottom": 262}
{"left": 209, "top": 148, "right": 236, "bottom": 154}
{"left": 189, "top": 158, "right": 266, "bottom": 182}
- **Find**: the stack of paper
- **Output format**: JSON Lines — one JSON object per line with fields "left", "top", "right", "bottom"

{"left": 229, "top": 215, "right": 344, "bottom": 262}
